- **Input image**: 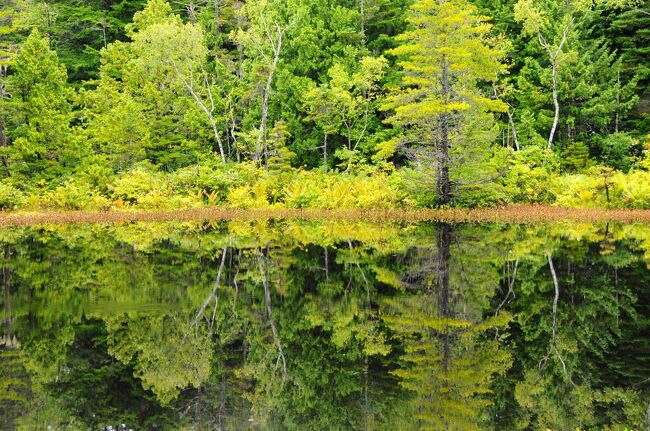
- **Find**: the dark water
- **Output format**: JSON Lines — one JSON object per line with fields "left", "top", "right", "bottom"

{"left": 1, "top": 220, "right": 649, "bottom": 430}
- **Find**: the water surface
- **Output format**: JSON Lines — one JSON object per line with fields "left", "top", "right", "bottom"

{"left": 1, "top": 220, "right": 649, "bottom": 430}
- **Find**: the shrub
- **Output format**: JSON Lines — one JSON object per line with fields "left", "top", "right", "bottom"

{"left": 109, "top": 163, "right": 171, "bottom": 205}
{"left": 552, "top": 167, "right": 650, "bottom": 209}
{"left": 0, "top": 182, "right": 25, "bottom": 209}
{"left": 172, "top": 161, "right": 259, "bottom": 204}
{"left": 40, "top": 180, "right": 96, "bottom": 210}
{"left": 561, "top": 141, "right": 591, "bottom": 172}
{"left": 391, "top": 168, "right": 437, "bottom": 208}
{"left": 226, "top": 182, "right": 272, "bottom": 209}
{"left": 500, "top": 147, "right": 560, "bottom": 204}
{"left": 283, "top": 171, "right": 320, "bottom": 208}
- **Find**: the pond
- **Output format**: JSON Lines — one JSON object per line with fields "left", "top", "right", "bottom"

{"left": 1, "top": 219, "right": 649, "bottom": 430}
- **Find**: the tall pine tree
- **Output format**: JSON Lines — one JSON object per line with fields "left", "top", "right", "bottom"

{"left": 383, "top": 0, "right": 507, "bottom": 205}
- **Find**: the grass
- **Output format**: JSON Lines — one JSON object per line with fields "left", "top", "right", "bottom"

{"left": 2, "top": 205, "right": 650, "bottom": 226}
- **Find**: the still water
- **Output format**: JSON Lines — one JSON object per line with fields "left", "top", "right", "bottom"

{"left": 1, "top": 220, "right": 649, "bottom": 430}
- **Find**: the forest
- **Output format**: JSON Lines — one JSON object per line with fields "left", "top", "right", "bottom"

{"left": 0, "top": 0, "right": 648, "bottom": 210}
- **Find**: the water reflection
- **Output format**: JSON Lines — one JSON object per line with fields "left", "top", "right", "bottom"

{"left": 1, "top": 220, "right": 649, "bottom": 430}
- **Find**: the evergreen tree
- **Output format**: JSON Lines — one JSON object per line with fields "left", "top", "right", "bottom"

{"left": 383, "top": 0, "right": 507, "bottom": 205}
{"left": 1, "top": 29, "right": 81, "bottom": 185}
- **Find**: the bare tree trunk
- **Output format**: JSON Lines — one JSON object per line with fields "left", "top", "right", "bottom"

{"left": 540, "top": 253, "right": 570, "bottom": 377}
{"left": 0, "top": 67, "right": 9, "bottom": 171}
{"left": 547, "top": 254, "right": 559, "bottom": 345}
{"left": 3, "top": 245, "right": 12, "bottom": 341}
{"left": 190, "top": 247, "right": 227, "bottom": 329}
{"left": 256, "top": 24, "right": 284, "bottom": 167}
{"left": 548, "top": 59, "right": 560, "bottom": 150}
{"left": 436, "top": 223, "right": 452, "bottom": 369}
{"left": 496, "top": 258, "right": 519, "bottom": 315}
{"left": 174, "top": 66, "right": 226, "bottom": 163}
{"left": 615, "top": 71, "right": 620, "bottom": 133}
{"left": 0, "top": 121, "right": 8, "bottom": 170}
{"left": 506, "top": 110, "right": 520, "bottom": 151}
{"left": 185, "top": 0, "right": 198, "bottom": 24}
{"left": 323, "top": 247, "right": 329, "bottom": 281}
{"left": 360, "top": 0, "right": 365, "bottom": 36}
{"left": 537, "top": 23, "right": 570, "bottom": 151}
{"left": 345, "top": 103, "right": 370, "bottom": 173}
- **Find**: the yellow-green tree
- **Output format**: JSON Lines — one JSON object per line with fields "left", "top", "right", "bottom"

{"left": 383, "top": 0, "right": 507, "bottom": 205}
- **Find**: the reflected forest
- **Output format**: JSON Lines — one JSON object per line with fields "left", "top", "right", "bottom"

{"left": 1, "top": 220, "right": 650, "bottom": 430}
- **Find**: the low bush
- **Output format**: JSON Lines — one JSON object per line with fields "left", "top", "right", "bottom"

{"left": 552, "top": 167, "right": 650, "bottom": 209}
{"left": 38, "top": 179, "right": 112, "bottom": 210}
{"left": 0, "top": 182, "right": 25, "bottom": 210}
{"left": 500, "top": 147, "right": 560, "bottom": 204}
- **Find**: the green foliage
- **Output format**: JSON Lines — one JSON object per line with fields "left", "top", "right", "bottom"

{"left": 553, "top": 168, "right": 650, "bottom": 209}
{"left": 562, "top": 141, "right": 592, "bottom": 172}
{"left": 40, "top": 179, "right": 108, "bottom": 210}
{"left": 0, "top": 181, "right": 24, "bottom": 209}
{"left": 0, "top": 0, "right": 647, "bottom": 210}
{"left": 595, "top": 132, "right": 639, "bottom": 172}
{"left": 500, "top": 147, "right": 560, "bottom": 203}
{"left": 109, "top": 162, "right": 202, "bottom": 209}
{"left": 1, "top": 29, "right": 84, "bottom": 184}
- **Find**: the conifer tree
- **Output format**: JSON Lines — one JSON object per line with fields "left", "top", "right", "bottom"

{"left": 383, "top": 0, "right": 507, "bottom": 205}
{"left": 2, "top": 29, "right": 78, "bottom": 184}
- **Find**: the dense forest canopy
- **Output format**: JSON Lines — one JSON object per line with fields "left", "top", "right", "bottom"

{"left": 0, "top": 0, "right": 648, "bottom": 208}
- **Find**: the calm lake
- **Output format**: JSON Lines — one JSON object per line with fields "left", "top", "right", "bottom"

{"left": 1, "top": 220, "right": 649, "bottom": 430}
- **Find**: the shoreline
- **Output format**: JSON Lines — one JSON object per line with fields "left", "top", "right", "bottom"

{"left": 2, "top": 205, "right": 650, "bottom": 226}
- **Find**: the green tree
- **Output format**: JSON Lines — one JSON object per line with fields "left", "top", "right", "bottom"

{"left": 83, "top": 0, "right": 219, "bottom": 170}
{"left": 383, "top": 0, "right": 508, "bottom": 205}
{"left": 1, "top": 29, "right": 82, "bottom": 186}
{"left": 302, "top": 56, "right": 387, "bottom": 173}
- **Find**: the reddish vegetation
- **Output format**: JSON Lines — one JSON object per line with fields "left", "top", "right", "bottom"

{"left": 1, "top": 205, "right": 650, "bottom": 226}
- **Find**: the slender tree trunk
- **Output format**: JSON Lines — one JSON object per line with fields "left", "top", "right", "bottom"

{"left": 437, "top": 56, "right": 451, "bottom": 206}
{"left": 0, "top": 121, "right": 8, "bottom": 170}
{"left": 360, "top": 0, "right": 365, "bottom": 37}
{"left": 256, "top": 25, "right": 283, "bottom": 167}
{"left": 175, "top": 66, "right": 226, "bottom": 163}
{"left": 258, "top": 247, "right": 287, "bottom": 382}
{"left": 213, "top": 0, "right": 220, "bottom": 33}
{"left": 323, "top": 133, "right": 328, "bottom": 174}
{"left": 0, "top": 68, "right": 9, "bottom": 172}
{"left": 3, "top": 245, "right": 12, "bottom": 339}
{"left": 190, "top": 247, "right": 227, "bottom": 329}
{"left": 539, "top": 23, "right": 570, "bottom": 151}
{"left": 507, "top": 110, "right": 520, "bottom": 151}
{"left": 615, "top": 71, "right": 620, "bottom": 133}
{"left": 548, "top": 60, "right": 560, "bottom": 150}
{"left": 547, "top": 254, "right": 559, "bottom": 345}
{"left": 540, "top": 253, "right": 569, "bottom": 376}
